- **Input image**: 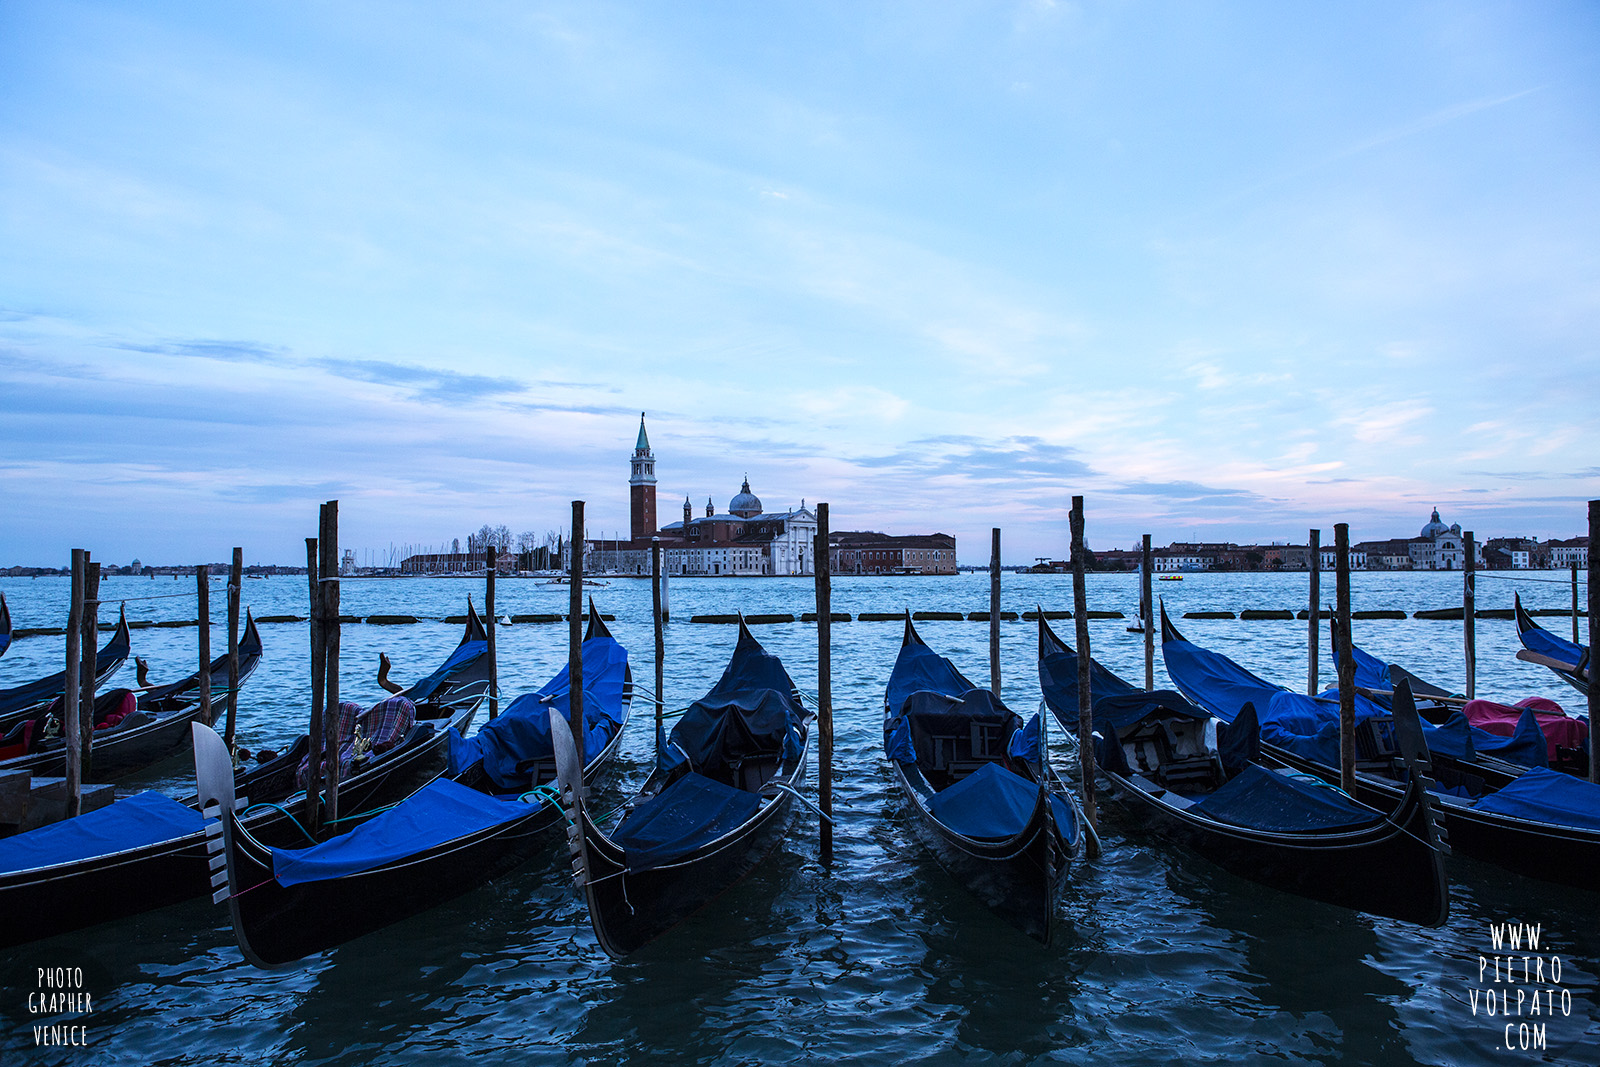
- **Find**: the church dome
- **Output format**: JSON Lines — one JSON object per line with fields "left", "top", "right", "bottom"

{"left": 1420, "top": 508, "right": 1450, "bottom": 540}
{"left": 729, "top": 477, "right": 763, "bottom": 518}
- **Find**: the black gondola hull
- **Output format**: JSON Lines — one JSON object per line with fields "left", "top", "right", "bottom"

{"left": 1102, "top": 770, "right": 1449, "bottom": 926}
{"left": 895, "top": 762, "right": 1068, "bottom": 943}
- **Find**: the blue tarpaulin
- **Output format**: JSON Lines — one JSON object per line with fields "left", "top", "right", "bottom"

{"left": 926, "top": 761, "right": 1076, "bottom": 841}
{"left": 885, "top": 637, "right": 977, "bottom": 716}
{"left": 613, "top": 771, "right": 761, "bottom": 871}
{"left": 1190, "top": 764, "right": 1381, "bottom": 834}
{"left": 1520, "top": 621, "right": 1586, "bottom": 671}
{"left": 0, "top": 792, "right": 205, "bottom": 875}
{"left": 270, "top": 778, "right": 533, "bottom": 887}
{"left": 660, "top": 628, "right": 804, "bottom": 777}
{"left": 1473, "top": 767, "right": 1600, "bottom": 831}
{"left": 448, "top": 634, "right": 628, "bottom": 790}
{"left": 407, "top": 639, "right": 489, "bottom": 703}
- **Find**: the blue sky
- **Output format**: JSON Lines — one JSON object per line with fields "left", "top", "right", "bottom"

{"left": 2, "top": 1, "right": 1597, "bottom": 566}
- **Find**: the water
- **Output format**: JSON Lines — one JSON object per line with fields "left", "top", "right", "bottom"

{"left": 1, "top": 570, "right": 1595, "bottom": 1065}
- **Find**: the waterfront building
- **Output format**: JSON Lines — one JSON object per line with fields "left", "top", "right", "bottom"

{"left": 1548, "top": 536, "right": 1590, "bottom": 570}
{"left": 829, "top": 532, "right": 957, "bottom": 575}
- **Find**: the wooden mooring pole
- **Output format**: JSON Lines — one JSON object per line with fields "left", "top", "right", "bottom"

{"left": 1070, "top": 496, "right": 1096, "bottom": 828}
{"left": 486, "top": 545, "right": 499, "bottom": 720}
{"left": 815, "top": 503, "right": 834, "bottom": 863}
{"left": 1588, "top": 499, "right": 1598, "bottom": 785}
{"left": 320, "top": 501, "right": 341, "bottom": 828}
{"left": 1463, "top": 531, "right": 1476, "bottom": 701}
{"left": 79, "top": 556, "right": 100, "bottom": 787}
{"left": 196, "top": 565, "right": 212, "bottom": 727}
{"left": 225, "top": 548, "right": 241, "bottom": 748}
{"left": 1572, "top": 561, "right": 1581, "bottom": 646}
{"left": 1335, "top": 523, "right": 1356, "bottom": 796}
{"left": 569, "top": 501, "right": 586, "bottom": 784}
{"left": 1307, "top": 529, "right": 1321, "bottom": 696}
{"left": 305, "top": 536, "right": 324, "bottom": 835}
{"left": 990, "top": 528, "right": 1001, "bottom": 698}
{"left": 1142, "top": 533, "right": 1154, "bottom": 691}
{"left": 64, "top": 550, "right": 84, "bottom": 819}
{"left": 652, "top": 538, "right": 664, "bottom": 744}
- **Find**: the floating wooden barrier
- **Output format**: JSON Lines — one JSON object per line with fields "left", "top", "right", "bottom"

{"left": 366, "top": 614, "right": 418, "bottom": 625}
{"left": 858, "top": 612, "right": 904, "bottom": 622}
{"left": 1085, "top": 610, "right": 1125, "bottom": 619}
{"left": 800, "top": 612, "right": 852, "bottom": 622}
{"left": 1241, "top": 609, "right": 1293, "bottom": 620}
{"left": 511, "top": 613, "right": 563, "bottom": 623}
{"left": 688, "top": 613, "right": 801, "bottom": 624}
{"left": 14, "top": 627, "right": 65, "bottom": 638}
{"left": 1352, "top": 610, "right": 1406, "bottom": 620}
{"left": 256, "top": 615, "right": 305, "bottom": 623}
{"left": 913, "top": 611, "right": 964, "bottom": 621}
{"left": 1413, "top": 608, "right": 1462, "bottom": 620}
{"left": 127, "top": 620, "right": 155, "bottom": 629}
{"left": 155, "top": 619, "right": 194, "bottom": 628}
{"left": 1184, "top": 611, "right": 1236, "bottom": 620}
{"left": 1476, "top": 608, "right": 1514, "bottom": 620}
{"left": 968, "top": 611, "right": 1020, "bottom": 622}
{"left": 1021, "top": 610, "right": 1073, "bottom": 620}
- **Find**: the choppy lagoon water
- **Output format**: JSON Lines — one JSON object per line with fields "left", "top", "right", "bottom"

{"left": 1, "top": 570, "right": 1596, "bottom": 1065}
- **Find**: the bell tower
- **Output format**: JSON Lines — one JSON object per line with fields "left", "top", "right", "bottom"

{"left": 629, "top": 413, "right": 656, "bottom": 541}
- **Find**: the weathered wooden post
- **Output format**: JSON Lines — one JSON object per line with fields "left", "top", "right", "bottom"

{"left": 305, "top": 537, "right": 324, "bottom": 835}
{"left": 1588, "top": 499, "right": 1598, "bottom": 785}
{"left": 1142, "top": 533, "right": 1154, "bottom": 691}
{"left": 569, "top": 501, "right": 586, "bottom": 782}
{"left": 1572, "top": 561, "right": 1581, "bottom": 646}
{"left": 1070, "top": 496, "right": 1096, "bottom": 827}
{"left": 1307, "top": 529, "right": 1321, "bottom": 696}
{"left": 652, "top": 538, "right": 664, "bottom": 742}
{"left": 1463, "top": 531, "right": 1476, "bottom": 700}
{"left": 990, "top": 528, "right": 1001, "bottom": 698}
{"left": 64, "top": 550, "right": 84, "bottom": 819}
{"left": 815, "top": 503, "right": 834, "bottom": 862}
{"left": 486, "top": 545, "right": 499, "bottom": 719}
{"left": 1335, "top": 523, "right": 1356, "bottom": 795}
{"left": 320, "top": 501, "right": 341, "bottom": 828}
{"left": 196, "top": 565, "right": 212, "bottom": 726}
{"left": 79, "top": 556, "right": 100, "bottom": 785}
{"left": 225, "top": 548, "right": 242, "bottom": 748}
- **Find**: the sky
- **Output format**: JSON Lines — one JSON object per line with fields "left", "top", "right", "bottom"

{"left": 2, "top": 1, "right": 1597, "bottom": 567}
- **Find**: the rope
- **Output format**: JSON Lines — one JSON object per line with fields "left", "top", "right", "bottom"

{"left": 239, "top": 801, "right": 317, "bottom": 844}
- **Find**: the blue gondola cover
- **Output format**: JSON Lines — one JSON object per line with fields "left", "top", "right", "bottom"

{"left": 407, "top": 639, "right": 489, "bottom": 702}
{"left": 270, "top": 778, "right": 532, "bottom": 887}
{"left": 926, "top": 761, "right": 1075, "bottom": 840}
{"left": 885, "top": 638, "right": 976, "bottom": 717}
{"left": 0, "top": 792, "right": 206, "bottom": 875}
{"left": 1473, "top": 767, "right": 1600, "bottom": 831}
{"left": 448, "top": 634, "right": 628, "bottom": 790}
{"left": 659, "top": 632, "right": 803, "bottom": 776}
{"left": 1520, "top": 622, "right": 1586, "bottom": 670}
{"left": 613, "top": 772, "right": 762, "bottom": 871}
{"left": 1189, "top": 765, "right": 1382, "bottom": 834}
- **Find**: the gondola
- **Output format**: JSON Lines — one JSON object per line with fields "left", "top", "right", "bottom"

{"left": 1038, "top": 617, "right": 1448, "bottom": 926}
{"left": 1160, "top": 606, "right": 1600, "bottom": 892}
{"left": 552, "top": 617, "right": 812, "bottom": 958}
{"left": 197, "top": 605, "right": 631, "bottom": 966}
{"left": 0, "top": 608, "right": 130, "bottom": 724}
{"left": 0, "top": 613, "right": 266, "bottom": 780}
{"left": 0, "top": 604, "right": 492, "bottom": 948}
{"left": 1514, "top": 593, "right": 1590, "bottom": 698}
{"left": 884, "top": 617, "right": 1082, "bottom": 943}
{"left": 1337, "top": 625, "right": 1588, "bottom": 776}
{"left": 0, "top": 595, "right": 11, "bottom": 658}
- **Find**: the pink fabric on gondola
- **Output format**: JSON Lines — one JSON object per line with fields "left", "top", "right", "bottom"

{"left": 1462, "top": 697, "right": 1587, "bottom": 763}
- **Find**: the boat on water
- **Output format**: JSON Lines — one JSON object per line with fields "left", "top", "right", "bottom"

{"left": 1514, "top": 593, "right": 1590, "bottom": 698}
{"left": 553, "top": 617, "right": 812, "bottom": 958}
{"left": 1160, "top": 605, "right": 1600, "bottom": 892}
{"left": 885, "top": 617, "right": 1083, "bottom": 942}
{"left": 0, "top": 595, "right": 10, "bottom": 658}
{"left": 0, "top": 609, "right": 131, "bottom": 725}
{"left": 1038, "top": 617, "right": 1448, "bottom": 926}
{"left": 0, "top": 604, "right": 493, "bottom": 949}
{"left": 0, "top": 613, "right": 265, "bottom": 780}
{"left": 1336, "top": 626, "right": 1589, "bottom": 777}
{"left": 1157, "top": 575, "right": 1183, "bottom": 581}
{"left": 197, "top": 604, "right": 631, "bottom": 966}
